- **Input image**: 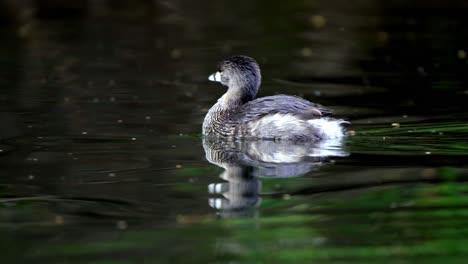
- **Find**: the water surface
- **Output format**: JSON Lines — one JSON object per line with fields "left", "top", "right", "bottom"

{"left": 1, "top": 0, "right": 468, "bottom": 263}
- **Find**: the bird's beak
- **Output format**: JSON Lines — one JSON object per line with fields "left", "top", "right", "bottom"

{"left": 208, "top": 71, "right": 222, "bottom": 82}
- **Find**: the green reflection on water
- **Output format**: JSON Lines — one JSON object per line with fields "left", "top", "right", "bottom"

{"left": 0, "top": 180, "right": 463, "bottom": 263}
{"left": 348, "top": 121, "right": 468, "bottom": 155}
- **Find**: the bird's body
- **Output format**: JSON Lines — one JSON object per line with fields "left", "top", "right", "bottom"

{"left": 203, "top": 56, "right": 347, "bottom": 141}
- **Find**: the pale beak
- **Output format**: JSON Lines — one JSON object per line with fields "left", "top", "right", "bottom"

{"left": 208, "top": 71, "right": 222, "bottom": 82}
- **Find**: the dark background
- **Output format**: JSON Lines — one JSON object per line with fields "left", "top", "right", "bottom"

{"left": 1, "top": 1, "right": 468, "bottom": 263}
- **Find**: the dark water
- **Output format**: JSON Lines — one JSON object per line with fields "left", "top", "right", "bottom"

{"left": 1, "top": 0, "right": 468, "bottom": 263}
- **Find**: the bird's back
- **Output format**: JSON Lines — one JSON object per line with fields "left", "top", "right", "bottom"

{"left": 230, "top": 95, "right": 345, "bottom": 141}
{"left": 233, "top": 94, "right": 331, "bottom": 123}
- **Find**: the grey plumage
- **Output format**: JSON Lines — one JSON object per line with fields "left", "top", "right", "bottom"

{"left": 203, "top": 55, "right": 347, "bottom": 141}
{"left": 232, "top": 94, "right": 331, "bottom": 122}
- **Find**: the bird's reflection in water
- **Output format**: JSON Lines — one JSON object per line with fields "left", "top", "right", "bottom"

{"left": 203, "top": 137, "right": 348, "bottom": 218}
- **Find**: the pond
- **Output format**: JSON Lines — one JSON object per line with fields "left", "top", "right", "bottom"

{"left": 1, "top": 0, "right": 468, "bottom": 263}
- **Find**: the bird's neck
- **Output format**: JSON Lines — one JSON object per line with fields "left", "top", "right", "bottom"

{"left": 218, "top": 82, "right": 257, "bottom": 110}
{"left": 217, "top": 91, "right": 244, "bottom": 110}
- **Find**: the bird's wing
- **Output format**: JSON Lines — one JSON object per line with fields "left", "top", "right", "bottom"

{"left": 231, "top": 94, "right": 332, "bottom": 123}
